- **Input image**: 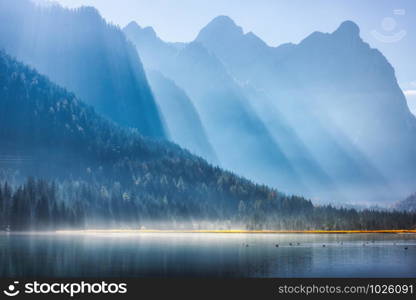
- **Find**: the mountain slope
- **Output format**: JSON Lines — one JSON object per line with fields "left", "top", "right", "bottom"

{"left": 124, "top": 23, "right": 304, "bottom": 194}
{"left": 0, "top": 0, "right": 165, "bottom": 138}
{"left": 393, "top": 194, "right": 416, "bottom": 213}
{"left": 1, "top": 50, "right": 415, "bottom": 230}
{"left": 146, "top": 70, "right": 218, "bottom": 164}
{"left": 0, "top": 49, "right": 311, "bottom": 227}
{"left": 196, "top": 16, "right": 416, "bottom": 203}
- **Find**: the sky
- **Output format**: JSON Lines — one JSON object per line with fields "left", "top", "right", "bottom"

{"left": 46, "top": 0, "right": 416, "bottom": 113}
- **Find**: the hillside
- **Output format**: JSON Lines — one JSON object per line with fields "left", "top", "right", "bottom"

{"left": 1, "top": 50, "right": 414, "bottom": 230}
{"left": 0, "top": 0, "right": 165, "bottom": 138}
{"left": 146, "top": 70, "right": 217, "bottom": 164}
{"left": 124, "top": 22, "right": 304, "bottom": 195}
{"left": 394, "top": 194, "right": 416, "bottom": 213}
{"left": 196, "top": 16, "right": 416, "bottom": 203}
{"left": 0, "top": 49, "right": 309, "bottom": 229}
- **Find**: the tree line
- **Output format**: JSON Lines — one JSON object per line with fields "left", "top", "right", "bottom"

{"left": 1, "top": 178, "right": 415, "bottom": 231}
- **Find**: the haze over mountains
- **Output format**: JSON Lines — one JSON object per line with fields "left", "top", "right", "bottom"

{"left": 0, "top": 48, "right": 305, "bottom": 229}
{"left": 0, "top": 0, "right": 165, "bottom": 138}
{"left": 124, "top": 21, "right": 306, "bottom": 195}
{"left": 0, "top": 0, "right": 415, "bottom": 206}
{"left": 394, "top": 194, "right": 416, "bottom": 213}
{"left": 1, "top": 47, "right": 413, "bottom": 231}
{"left": 146, "top": 70, "right": 218, "bottom": 163}
{"left": 124, "top": 16, "right": 416, "bottom": 204}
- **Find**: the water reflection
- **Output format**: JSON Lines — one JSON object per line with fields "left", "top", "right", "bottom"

{"left": 0, "top": 233, "right": 415, "bottom": 277}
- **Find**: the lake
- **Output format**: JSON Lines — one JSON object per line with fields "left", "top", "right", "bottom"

{"left": 0, "top": 232, "right": 415, "bottom": 277}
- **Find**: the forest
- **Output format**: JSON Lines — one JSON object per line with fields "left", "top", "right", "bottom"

{"left": 1, "top": 178, "right": 415, "bottom": 231}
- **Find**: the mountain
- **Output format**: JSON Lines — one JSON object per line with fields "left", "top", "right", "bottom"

{"left": 393, "top": 194, "right": 416, "bottom": 213}
{"left": 1, "top": 50, "right": 415, "bottom": 230}
{"left": 146, "top": 70, "right": 217, "bottom": 163}
{"left": 0, "top": 49, "right": 304, "bottom": 228}
{"left": 0, "top": 0, "right": 165, "bottom": 138}
{"left": 195, "top": 16, "right": 416, "bottom": 203}
{"left": 124, "top": 22, "right": 305, "bottom": 195}
{"left": 124, "top": 19, "right": 399, "bottom": 203}
{"left": 196, "top": 16, "right": 280, "bottom": 86}
{"left": 123, "top": 22, "right": 179, "bottom": 72}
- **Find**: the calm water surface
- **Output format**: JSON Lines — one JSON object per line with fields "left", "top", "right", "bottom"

{"left": 0, "top": 233, "right": 415, "bottom": 277}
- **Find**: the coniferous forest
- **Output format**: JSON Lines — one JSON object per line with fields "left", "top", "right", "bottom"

{"left": 1, "top": 178, "right": 416, "bottom": 231}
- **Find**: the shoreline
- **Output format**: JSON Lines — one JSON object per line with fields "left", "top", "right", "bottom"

{"left": 54, "top": 229, "right": 416, "bottom": 234}
{"left": 1, "top": 229, "right": 416, "bottom": 235}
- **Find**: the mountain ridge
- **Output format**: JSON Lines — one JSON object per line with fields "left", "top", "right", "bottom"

{"left": 194, "top": 15, "right": 416, "bottom": 203}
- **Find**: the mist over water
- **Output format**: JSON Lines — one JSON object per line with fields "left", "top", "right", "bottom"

{"left": 1, "top": 233, "right": 416, "bottom": 277}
